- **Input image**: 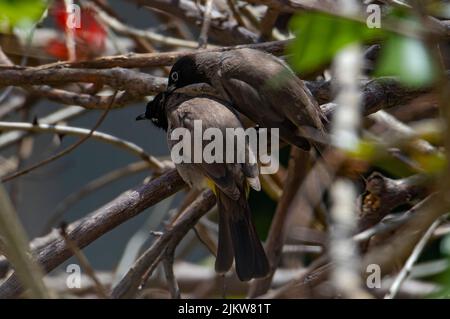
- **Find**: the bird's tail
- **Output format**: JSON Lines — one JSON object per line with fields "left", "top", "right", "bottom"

{"left": 214, "top": 186, "right": 270, "bottom": 281}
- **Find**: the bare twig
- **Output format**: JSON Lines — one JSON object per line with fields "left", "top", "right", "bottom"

{"left": 163, "top": 245, "right": 181, "bottom": 299}
{"left": 26, "top": 40, "right": 289, "bottom": 69}
{"left": 2, "top": 92, "right": 118, "bottom": 182}
{"left": 0, "top": 184, "right": 51, "bottom": 298}
{"left": 0, "top": 67, "right": 167, "bottom": 97}
{"left": 248, "top": 148, "right": 309, "bottom": 297}
{"left": 225, "top": 0, "right": 246, "bottom": 27}
{"left": 198, "top": 0, "right": 214, "bottom": 48}
{"left": 259, "top": 8, "right": 279, "bottom": 41}
{"left": 43, "top": 161, "right": 152, "bottom": 233}
{"left": 0, "top": 121, "right": 163, "bottom": 169}
{"left": 87, "top": 1, "right": 202, "bottom": 49}
{"left": 111, "top": 190, "right": 216, "bottom": 298}
{"left": 127, "top": 0, "right": 259, "bottom": 45}
{"left": 59, "top": 223, "right": 109, "bottom": 298}
{"left": 0, "top": 106, "right": 86, "bottom": 151}
{"left": 385, "top": 214, "right": 447, "bottom": 299}
{"left": 0, "top": 168, "right": 185, "bottom": 298}
{"left": 29, "top": 86, "right": 139, "bottom": 109}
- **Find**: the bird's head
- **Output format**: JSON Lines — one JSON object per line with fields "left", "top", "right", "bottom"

{"left": 135, "top": 92, "right": 168, "bottom": 131}
{"left": 167, "top": 55, "right": 210, "bottom": 93}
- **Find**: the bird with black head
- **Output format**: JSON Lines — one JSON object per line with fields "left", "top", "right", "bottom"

{"left": 136, "top": 92, "right": 270, "bottom": 281}
{"left": 167, "top": 48, "right": 327, "bottom": 150}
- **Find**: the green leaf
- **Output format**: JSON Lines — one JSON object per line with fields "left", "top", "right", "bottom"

{"left": 0, "top": 0, "right": 48, "bottom": 29}
{"left": 375, "top": 34, "right": 438, "bottom": 88}
{"left": 288, "top": 12, "right": 383, "bottom": 73}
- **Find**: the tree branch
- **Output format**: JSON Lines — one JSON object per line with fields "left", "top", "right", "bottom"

{"left": 111, "top": 190, "right": 216, "bottom": 298}
{"left": 0, "top": 168, "right": 185, "bottom": 298}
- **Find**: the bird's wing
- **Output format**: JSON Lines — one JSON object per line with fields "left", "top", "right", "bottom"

{"left": 167, "top": 96, "right": 260, "bottom": 199}
{"left": 220, "top": 77, "right": 285, "bottom": 125}
{"left": 220, "top": 49, "right": 325, "bottom": 133}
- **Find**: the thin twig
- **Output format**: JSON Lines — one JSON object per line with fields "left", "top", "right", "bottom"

{"left": 59, "top": 223, "right": 110, "bottom": 298}
{"left": 259, "top": 7, "right": 279, "bottom": 41}
{"left": 0, "top": 106, "right": 86, "bottom": 150}
{"left": 2, "top": 92, "right": 118, "bottom": 182}
{"left": 248, "top": 148, "right": 309, "bottom": 297}
{"left": 43, "top": 161, "right": 152, "bottom": 234}
{"left": 0, "top": 121, "right": 163, "bottom": 170}
{"left": 163, "top": 245, "right": 181, "bottom": 299}
{"left": 225, "top": 0, "right": 247, "bottom": 27}
{"left": 0, "top": 183, "right": 51, "bottom": 298}
{"left": 87, "top": 1, "right": 203, "bottom": 49}
{"left": 384, "top": 214, "right": 448, "bottom": 299}
{"left": 111, "top": 190, "right": 215, "bottom": 298}
{"left": 198, "top": 0, "right": 214, "bottom": 48}
{"left": 0, "top": 168, "right": 186, "bottom": 298}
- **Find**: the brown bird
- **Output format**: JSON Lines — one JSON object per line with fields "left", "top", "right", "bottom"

{"left": 166, "top": 48, "right": 326, "bottom": 150}
{"left": 136, "top": 92, "right": 270, "bottom": 281}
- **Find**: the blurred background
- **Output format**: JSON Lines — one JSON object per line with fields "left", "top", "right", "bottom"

{"left": 1, "top": 0, "right": 450, "bottom": 299}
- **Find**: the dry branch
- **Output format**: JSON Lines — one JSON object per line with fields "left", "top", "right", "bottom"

{"left": 0, "top": 67, "right": 166, "bottom": 97}
{"left": 27, "top": 40, "right": 289, "bottom": 70}
{"left": 0, "top": 121, "right": 162, "bottom": 169}
{"left": 0, "top": 169, "right": 185, "bottom": 298}
{"left": 111, "top": 190, "right": 216, "bottom": 298}
{"left": 248, "top": 148, "right": 309, "bottom": 297}
{"left": 0, "top": 184, "right": 50, "bottom": 298}
{"left": 357, "top": 172, "right": 431, "bottom": 231}
{"left": 127, "top": 0, "right": 259, "bottom": 45}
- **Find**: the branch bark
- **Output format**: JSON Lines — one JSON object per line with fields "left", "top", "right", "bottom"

{"left": 111, "top": 190, "right": 216, "bottom": 298}
{"left": 0, "top": 169, "right": 185, "bottom": 298}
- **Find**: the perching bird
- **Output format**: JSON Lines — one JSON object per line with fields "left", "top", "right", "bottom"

{"left": 136, "top": 92, "right": 270, "bottom": 281}
{"left": 166, "top": 48, "right": 326, "bottom": 150}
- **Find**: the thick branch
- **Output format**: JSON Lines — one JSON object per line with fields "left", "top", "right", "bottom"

{"left": 127, "top": 0, "right": 259, "bottom": 45}
{"left": 0, "top": 67, "right": 166, "bottom": 97}
{"left": 0, "top": 169, "right": 185, "bottom": 298}
{"left": 0, "top": 121, "right": 163, "bottom": 169}
{"left": 111, "top": 190, "right": 216, "bottom": 298}
{"left": 357, "top": 172, "right": 431, "bottom": 231}
{"left": 28, "top": 40, "right": 289, "bottom": 70}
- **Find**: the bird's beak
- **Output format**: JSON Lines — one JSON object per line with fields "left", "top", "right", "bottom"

{"left": 167, "top": 84, "right": 176, "bottom": 93}
{"left": 135, "top": 113, "right": 147, "bottom": 121}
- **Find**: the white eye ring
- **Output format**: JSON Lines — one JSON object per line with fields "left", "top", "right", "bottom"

{"left": 171, "top": 71, "right": 179, "bottom": 82}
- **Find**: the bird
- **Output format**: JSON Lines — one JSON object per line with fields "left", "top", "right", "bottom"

{"left": 136, "top": 92, "right": 270, "bottom": 281}
{"left": 166, "top": 48, "right": 326, "bottom": 150}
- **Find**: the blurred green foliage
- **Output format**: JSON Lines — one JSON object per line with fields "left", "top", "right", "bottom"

{"left": 347, "top": 139, "right": 446, "bottom": 178}
{"left": 288, "top": 12, "right": 382, "bottom": 73}
{"left": 0, "top": 0, "right": 48, "bottom": 30}
{"left": 429, "top": 235, "right": 450, "bottom": 298}
{"left": 288, "top": 10, "right": 438, "bottom": 87}
{"left": 375, "top": 34, "right": 438, "bottom": 88}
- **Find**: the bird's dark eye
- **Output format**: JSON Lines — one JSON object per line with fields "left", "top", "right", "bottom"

{"left": 171, "top": 71, "right": 179, "bottom": 82}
